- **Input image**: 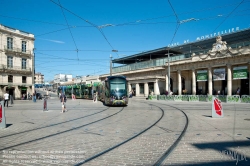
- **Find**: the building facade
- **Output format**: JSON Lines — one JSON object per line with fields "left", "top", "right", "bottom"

{"left": 35, "top": 72, "right": 44, "bottom": 84}
{"left": 100, "top": 28, "right": 250, "bottom": 97}
{"left": 54, "top": 74, "right": 73, "bottom": 84}
{"left": 0, "top": 24, "right": 35, "bottom": 99}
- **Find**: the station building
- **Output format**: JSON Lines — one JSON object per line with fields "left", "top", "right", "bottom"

{"left": 0, "top": 24, "right": 35, "bottom": 99}
{"left": 100, "top": 27, "right": 250, "bottom": 97}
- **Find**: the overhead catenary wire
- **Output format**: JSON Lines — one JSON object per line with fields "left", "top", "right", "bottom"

{"left": 57, "top": 0, "right": 79, "bottom": 60}
{"left": 212, "top": 0, "right": 245, "bottom": 33}
{"left": 167, "top": 0, "right": 180, "bottom": 46}
{"left": 1, "top": 1, "right": 250, "bottom": 28}
{"left": 50, "top": 0, "right": 117, "bottom": 55}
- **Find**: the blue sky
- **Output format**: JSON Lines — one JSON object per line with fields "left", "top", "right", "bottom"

{"left": 0, "top": 0, "right": 249, "bottom": 82}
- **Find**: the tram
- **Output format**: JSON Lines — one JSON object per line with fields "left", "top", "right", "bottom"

{"left": 98, "top": 75, "right": 128, "bottom": 106}
{"left": 58, "top": 82, "right": 93, "bottom": 99}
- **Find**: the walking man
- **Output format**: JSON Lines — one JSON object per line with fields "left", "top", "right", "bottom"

{"left": 4, "top": 91, "right": 9, "bottom": 107}
{"left": 60, "top": 93, "right": 67, "bottom": 113}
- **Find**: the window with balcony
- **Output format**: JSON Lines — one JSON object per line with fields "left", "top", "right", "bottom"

{"left": 7, "top": 37, "right": 13, "bottom": 50}
{"left": 22, "top": 41, "right": 27, "bottom": 52}
{"left": 22, "top": 58, "right": 27, "bottom": 69}
{"left": 7, "top": 56, "right": 13, "bottom": 68}
{"left": 8, "top": 75, "right": 13, "bottom": 83}
{"left": 22, "top": 76, "right": 27, "bottom": 83}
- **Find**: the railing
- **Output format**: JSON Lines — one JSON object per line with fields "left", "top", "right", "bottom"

{"left": 112, "top": 54, "right": 190, "bottom": 73}
{"left": 4, "top": 45, "right": 31, "bottom": 55}
{"left": 153, "top": 95, "right": 250, "bottom": 103}
{"left": 0, "top": 65, "right": 31, "bottom": 72}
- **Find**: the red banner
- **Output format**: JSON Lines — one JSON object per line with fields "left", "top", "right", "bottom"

{"left": 213, "top": 98, "right": 222, "bottom": 115}
{"left": 212, "top": 96, "right": 224, "bottom": 118}
{"left": 0, "top": 105, "right": 2, "bottom": 123}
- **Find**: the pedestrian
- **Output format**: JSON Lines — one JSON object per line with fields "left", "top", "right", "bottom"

{"left": 60, "top": 93, "right": 67, "bottom": 113}
{"left": 93, "top": 92, "right": 96, "bottom": 102}
{"left": 3, "top": 91, "right": 9, "bottom": 107}
{"left": 236, "top": 87, "right": 240, "bottom": 95}
{"left": 10, "top": 94, "right": 14, "bottom": 105}
{"left": 72, "top": 93, "right": 76, "bottom": 100}
{"left": 33, "top": 93, "right": 36, "bottom": 102}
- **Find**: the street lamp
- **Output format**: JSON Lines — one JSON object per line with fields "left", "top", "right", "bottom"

{"left": 110, "top": 54, "right": 112, "bottom": 76}
{"left": 110, "top": 50, "right": 118, "bottom": 76}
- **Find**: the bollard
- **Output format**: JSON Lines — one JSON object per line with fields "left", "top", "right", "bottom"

{"left": 43, "top": 97, "right": 48, "bottom": 111}
{"left": 0, "top": 101, "right": 6, "bottom": 128}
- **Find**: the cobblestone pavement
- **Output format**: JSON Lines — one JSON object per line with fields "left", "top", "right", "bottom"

{"left": 151, "top": 100, "right": 250, "bottom": 166}
{"left": 0, "top": 98, "right": 249, "bottom": 166}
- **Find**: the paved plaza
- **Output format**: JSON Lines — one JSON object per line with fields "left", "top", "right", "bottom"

{"left": 0, "top": 97, "right": 249, "bottom": 166}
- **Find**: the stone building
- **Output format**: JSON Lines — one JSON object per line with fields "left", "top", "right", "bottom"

{"left": 0, "top": 24, "right": 35, "bottom": 99}
{"left": 100, "top": 27, "right": 250, "bottom": 97}
{"left": 35, "top": 72, "right": 44, "bottom": 84}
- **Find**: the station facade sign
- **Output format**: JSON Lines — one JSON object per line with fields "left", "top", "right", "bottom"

{"left": 233, "top": 66, "right": 248, "bottom": 80}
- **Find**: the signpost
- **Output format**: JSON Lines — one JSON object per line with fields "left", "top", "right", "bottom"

{"left": 0, "top": 101, "right": 6, "bottom": 128}
{"left": 212, "top": 96, "right": 224, "bottom": 118}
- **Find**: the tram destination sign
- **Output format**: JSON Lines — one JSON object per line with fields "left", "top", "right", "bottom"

{"left": 197, "top": 70, "right": 207, "bottom": 82}
{"left": 233, "top": 66, "right": 248, "bottom": 79}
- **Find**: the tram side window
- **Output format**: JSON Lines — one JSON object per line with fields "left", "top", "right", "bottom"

{"left": 105, "top": 81, "right": 109, "bottom": 97}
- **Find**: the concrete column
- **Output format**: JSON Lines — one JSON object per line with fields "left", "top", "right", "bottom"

{"left": 227, "top": 64, "right": 232, "bottom": 96}
{"left": 208, "top": 67, "right": 212, "bottom": 95}
{"left": 128, "top": 83, "right": 131, "bottom": 92}
{"left": 144, "top": 83, "right": 149, "bottom": 96}
{"left": 165, "top": 73, "right": 169, "bottom": 93}
{"left": 135, "top": 83, "right": 139, "bottom": 96}
{"left": 192, "top": 69, "right": 196, "bottom": 95}
{"left": 154, "top": 80, "right": 160, "bottom": 95}
{"left": 249, "top": 63, "right": 250, "bottom": 95}
{"left": 178, "top": 70, "right": 181, "bottom": 95}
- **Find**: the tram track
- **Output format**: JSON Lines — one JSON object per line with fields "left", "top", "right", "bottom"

{"left": 0, "top": 106, "right": 110, "bottom": 139}
{"left": 74, "top": 103, "right": 164, "bottom": 165}
{"left": 0, "top": 107, "right": 125, "bottom": 151}
{"left": 152, "top": 103, "right": 189, "bottom": 166}
{"left": 74, "top": 102, "right": 188, "bottom": 166}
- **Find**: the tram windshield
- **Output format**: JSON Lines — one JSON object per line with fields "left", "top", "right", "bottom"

{"left": 110, "top": 78, "right": 127, "bottom": 96}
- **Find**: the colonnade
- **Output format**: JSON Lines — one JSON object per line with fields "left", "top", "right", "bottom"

{"left": 166, "top": 64, "right": 250, "bottom": 96}
{"left": 128, "top": 80, "right": 160, "bottom": 97}
{"left": 127, "top": 63, "right": 250, "bottom": 97}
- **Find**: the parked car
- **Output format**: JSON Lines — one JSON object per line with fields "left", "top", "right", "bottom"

{"left": 36, "top": 93, "right": 43, "bottom": 100}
